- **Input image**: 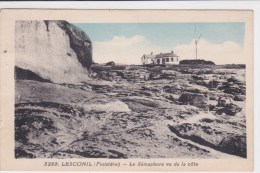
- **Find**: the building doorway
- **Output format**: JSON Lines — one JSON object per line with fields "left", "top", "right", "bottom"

{"left": 162, "top": 58, "right": 165, "bottom": 65}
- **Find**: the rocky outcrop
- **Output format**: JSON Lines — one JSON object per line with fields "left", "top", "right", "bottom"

{"left": 168, "top": 114, "right": 247, "bottom": 158}
{"left": 219, "top": 77, "right": 246, "bottom": 95}
{"left": 216, "top": 103, "right": 242, "bottom": 116}
{"left": 55, "top": 21, "right": 92, "bottom": 70}
{"left": 217, "top": 97, "right": 232, "bottom": 107}
{"left": 178, "top": 93, "right": 208, "bottom": 110}
{"left": 234, "top": 95, "right": 246, "bottom": 101}
{"left": 218, "top": 135, "right": 247, "bottom": 158}
{"left": 15, "top": 20, "right": 92, "bottom": 83}
{"left": 15, "top": 63, "right": 247, "bottom": 159}
{"left": 105, "top": 61, "right": 116, "bottom": 66}
{"left": 15, "top": 66, "right": 51, "bottom": 83}
{"left": 179, "top": 59, "right": 215, "bottom": 65}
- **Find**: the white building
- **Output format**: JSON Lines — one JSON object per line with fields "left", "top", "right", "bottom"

{"left": 141, "top": 52, "right": 156, "bottom": 65}
{"left": 155, "top": 51, "right": 179, "bottom": 65}
{"left": 141, "top": 51, "right": 179, "bottom": 65}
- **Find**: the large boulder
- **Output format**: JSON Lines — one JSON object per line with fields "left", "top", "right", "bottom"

{"left": 148, "top": 72, "right": 163, "bottom": 80}
{"left": 105, "top": 61, "right": 115, "bottom": 66}
{"left": 227, "top": 76, "right": 240, "bottom": 83}
{"left": 207, "top": 80, "right": 219, "bottom": 89}
{"left": 219, "top": 77, "right": 246, "bottom": 95}
{"left": 55, "top": 21, "right": 92, "bottom": 70}
{"left": 192, "top": 75, "right": 204, "bottom": 81}
{"left": 234, "top": 95, "right": 246, "bottom": 101}
{"left": 168, "top": 122, "right": 247, "bottom": 158}
{"left": 15, "top": 66, "right": 51, "bottom": 83}
{"left": 217, "top": 97, "right": 232, "bottom": 107}
{"left": 15, "top": 20, "right": 92, "bottom": 83}
{"left": 224, "top": 85, "right": 246, "bottom": 95}
{"left": 216, "top": 103, "right": 242, "bottom": 116}
{"left": 178, "top": 93, "right": 208, "bottom": 110}
{"left": 218, "top": 135, "right": 247, "bottom": 158}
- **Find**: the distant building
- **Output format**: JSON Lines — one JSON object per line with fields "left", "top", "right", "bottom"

{"left": 141, "top": 51, "right": 179, "bottom": 65}
{"left": 155, "top": 51, "right": 179, "bottom": 65}
{"left": 141, "top": 52, "right": 156, "bottom": 65}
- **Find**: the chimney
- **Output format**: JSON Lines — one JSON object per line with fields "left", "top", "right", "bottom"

{"left": 171, "top": 50, "right": 174, "bottom": 53}
{"left": 151, "top": 52, "right": 153, "bottom": 55}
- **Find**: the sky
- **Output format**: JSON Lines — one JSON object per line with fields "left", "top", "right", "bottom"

{"left": 74, "top": 23, "right": 245, "bottom": 65}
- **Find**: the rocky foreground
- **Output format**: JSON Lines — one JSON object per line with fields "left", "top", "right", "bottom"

{"left": 15, "top": 64, "right": 247, "bottom": 159}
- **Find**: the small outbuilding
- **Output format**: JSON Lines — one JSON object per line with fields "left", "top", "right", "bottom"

{"left": 141, "top": 52, "right": 156, "bottom": 65}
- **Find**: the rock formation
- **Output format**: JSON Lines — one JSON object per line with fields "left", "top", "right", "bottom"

{"left": 14, "top": 23, "right": 247, "bottom": 159}
{"left": 15, "top": 63, "right": 247, "bottom": 159}
{"left": 180, "top": 59, "right": 215, "bottom": 65}
{"left": 15, "top": 20, "right": 92, "bottom": 83}
{"left": 15, "top": 66, "right": 51, "bottom": 83}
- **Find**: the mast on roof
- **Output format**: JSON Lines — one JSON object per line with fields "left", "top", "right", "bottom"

{"left": 195, "top": 35, "right": 201, "bottom": 60}
{"left": 194, "top": 25, "right": 202, "bottom": 60}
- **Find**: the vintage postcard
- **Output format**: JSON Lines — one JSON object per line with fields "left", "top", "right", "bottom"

{"left": 0, "top": 9, "right": 254, "bottom": 171}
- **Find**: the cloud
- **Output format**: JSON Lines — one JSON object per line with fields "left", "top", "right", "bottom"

{"left": 95, "top": 35, "right": 145, "bottom": 47}
{"left": 93, "top": 35, "right": 161, "bottom": 64}
{"left": 93, "top": 35, "right": 245, "bottom": 65}
{"left": 174, "top": 39, "right": 245, "bottom": 64}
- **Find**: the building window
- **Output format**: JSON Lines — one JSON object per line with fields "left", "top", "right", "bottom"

{"left": 166, "top": 58, "right": 169, "bottom": 62}
{"left": 171, "top": 58, "right": 174, "bottom": 61}
{"left": 157, "top": 59, "right": 160, "bottom": 64}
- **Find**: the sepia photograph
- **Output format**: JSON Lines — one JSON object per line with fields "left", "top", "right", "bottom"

{"left": 15, "top": 21, "right": 247, "bottom": 159}
{"left": 0, "top": 9, "right": 254, "bottom": 171}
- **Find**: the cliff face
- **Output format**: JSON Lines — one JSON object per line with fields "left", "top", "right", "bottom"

{"left": 15, "top": 20, "right": 92, "bottom": 83}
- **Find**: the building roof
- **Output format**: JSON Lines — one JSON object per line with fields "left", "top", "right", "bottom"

{"left": 155, "top": 51, "right": 179, "bottom": 59}
{"left": 142, "top": 54, "right": 156, "bottom": 59}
